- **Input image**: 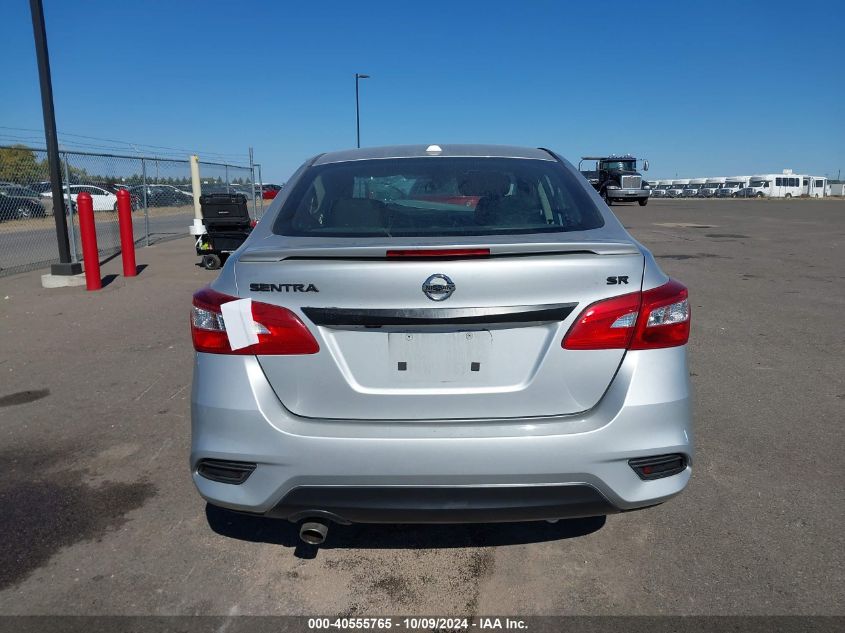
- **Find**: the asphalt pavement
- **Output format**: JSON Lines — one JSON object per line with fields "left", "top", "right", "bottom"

{"left": 0, "top": 199, "right": 842, "bottom": 616}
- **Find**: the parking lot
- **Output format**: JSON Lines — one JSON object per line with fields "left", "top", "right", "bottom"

{"left": 0, "top": 198, "right": 842, "bottom": 616}
{"left": 0, "top": 204, "right": 194, "bottom": 276}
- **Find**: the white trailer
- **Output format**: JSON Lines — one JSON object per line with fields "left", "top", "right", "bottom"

{"left": 699, "top": 177, "right": 726, "bottom": 197}
{"left": 829, "top": 183, "right": 845, "bottom": 196}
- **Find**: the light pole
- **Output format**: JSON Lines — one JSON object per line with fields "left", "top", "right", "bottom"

{"left": 355, "top": 73, "right": 370, "bottom": 148}
{"left": 29, "top": 0, "right": 80, "bottom": 276}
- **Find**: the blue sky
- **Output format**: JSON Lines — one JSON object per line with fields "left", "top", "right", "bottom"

{"left": 2, "top": 0, "right": 843, "bottom": 181}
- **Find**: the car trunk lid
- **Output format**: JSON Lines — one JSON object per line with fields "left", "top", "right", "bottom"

{"left": 235, "top": 237, "right": 643, "bottom": 420}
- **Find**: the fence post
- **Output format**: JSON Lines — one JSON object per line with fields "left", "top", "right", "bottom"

{"left": 61, "top": 152, "right": 78, "bottom": 263}
{"left": 76, "top": 192, "right": 101, "bottom": 291}
{"left": 249, "top": 147, "right": 257, "bottom": 218}
{"left": 141, "top": 158, "right": 149, "bottom": 247}
{"left": 257, "top": 164, "right": 264, "bottom": 214}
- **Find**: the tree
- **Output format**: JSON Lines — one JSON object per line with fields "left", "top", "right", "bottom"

{"left": 0, "top": 145, "right": 43, "bottom": 183}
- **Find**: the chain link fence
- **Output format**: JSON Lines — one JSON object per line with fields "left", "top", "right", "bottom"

{"left": 0, "top": 144, "right": 263, "bottom": 277}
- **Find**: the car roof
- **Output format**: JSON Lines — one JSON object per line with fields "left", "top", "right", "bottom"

{"left": 312, "top": 144, "right": 555, "bottom": 165}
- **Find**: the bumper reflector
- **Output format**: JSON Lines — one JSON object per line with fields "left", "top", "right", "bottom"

{"left": 628, "top": 454, "right": 687, "bottom": 481}
{"left": 196, "top": 459, "right": 257, "bottom": 485}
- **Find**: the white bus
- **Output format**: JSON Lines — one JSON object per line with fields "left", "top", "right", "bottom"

{"left": 648, "top": 180, "right": 666, "bottom": 198}
{"left": 740, "top": 172, "right": 805, "bottom": 198}
{"left": 682, "top": 178, "right": 708, "bottom": 197}
{"left": 716, "top": 176, "right": 750, "bottom": 197}
{"left": 699, "top": 177, "right": 726, "bottom": 197}
{"left": 666, "top": 179, "right": 689, "bottom": 198}
{"left": 803, "top": 176, "right": 828, "bottom": 197}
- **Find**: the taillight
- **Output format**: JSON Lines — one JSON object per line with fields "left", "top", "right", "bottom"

{"left": 562, "top": 280, "right": 690, "bottom": 351}
{"left": 561, "top": 291, "right": 640, "bottom": 350}
{"left": 191, "top": 287, "right": 319, "bottom": 355}
{"left": 630, "top": 280, "right": 690, "bottom": 350}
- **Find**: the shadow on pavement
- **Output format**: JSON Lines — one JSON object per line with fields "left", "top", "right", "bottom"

{"left": 205, "top": 504, "right": 606, "bottom": 559}
{"left": 99, "top": 265, "right": 148, "bottom": 288}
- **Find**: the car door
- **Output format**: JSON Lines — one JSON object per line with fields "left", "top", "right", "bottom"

{"left": 89, "top": 186, "right": 115, "bottom": 211}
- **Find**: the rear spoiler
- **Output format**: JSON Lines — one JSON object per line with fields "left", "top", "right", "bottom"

{"left": 238, "top": 241, "right": 641, "bottom": 262}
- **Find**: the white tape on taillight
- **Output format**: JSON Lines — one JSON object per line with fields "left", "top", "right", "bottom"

{"left": 220, "top": 299, "right": 259, "bottom": 350}
{"left": 191, "top": 287, "right": 319, "bottom": 355}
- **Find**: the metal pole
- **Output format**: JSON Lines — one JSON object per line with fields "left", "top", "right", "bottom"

{"left": 141, "top": 158, "right": 149, "bottom": 247}
{"left": 257, "top": 164, "right": 264, "bottom": 214}
{"left": 62, "top": 152, "right": 78, "bottom": 263}
{"left": 29, "top": 0, "right": 79, "bottom": 275}
{"left": 355, "top": 74, "right": 360, "bottom": 148}
{"left": 248, "top": 147, "right": 257, "bottom": 218}
{"left": 225, "top": 164, "right": 230, "bottom": 193}
{"left": 355, "top": 73, "right": 370, "bottom": 148}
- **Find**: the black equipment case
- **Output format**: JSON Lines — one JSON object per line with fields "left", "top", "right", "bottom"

{"left": 195, "top": 193, "right": 253, "bottom": 270}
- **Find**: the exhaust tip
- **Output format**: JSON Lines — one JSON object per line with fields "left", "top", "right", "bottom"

{"left": 299, "top": 521, "right": 329, "bottom": 545}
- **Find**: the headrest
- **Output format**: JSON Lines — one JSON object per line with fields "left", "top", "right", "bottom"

{"left": 329, "top": 198, "right": 386, "bottom": 228}
{"left": 458, "top": 171, "right": 511, "bottom": 197}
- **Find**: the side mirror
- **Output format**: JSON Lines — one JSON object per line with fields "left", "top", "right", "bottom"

{"left": 643, "top": 160, "right": 650, "bottom": 172}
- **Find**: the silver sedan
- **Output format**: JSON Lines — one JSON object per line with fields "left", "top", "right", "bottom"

{"left": 190, "top": 144, "right": 693, "bottom": 544}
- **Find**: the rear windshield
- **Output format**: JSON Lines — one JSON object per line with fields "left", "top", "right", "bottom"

{"left": 273, "top": 157, "right": 604, "bottom": 237}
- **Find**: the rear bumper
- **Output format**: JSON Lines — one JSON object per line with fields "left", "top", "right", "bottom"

{"left": 263, "top": 484, "right": 617, "bottom": 524}
{"left": 191, "top": 347, "right": 693, "bottom": 523}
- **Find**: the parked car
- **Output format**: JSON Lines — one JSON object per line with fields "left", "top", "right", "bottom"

{"left": 42, "top": 184, "right": 119, "bottom": 211}
{"left": 128, "top": 184, "right": 192, "bottom": 207}
{"left": 0, "top": 185, "right": 48, "bottom": 220}
{"left": 201, "top": 184, "right": 234, "bottom": 195}
{"left": 189, "top": 144, "right": 693, "bottom": 545}
{"left": 229, "top": 185, "right": 254, "bottom": 198}
{"left": 257, "top": 183, "right": 283, "bottom": 199}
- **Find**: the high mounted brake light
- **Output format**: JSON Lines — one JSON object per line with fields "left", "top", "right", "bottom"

{"left": 562, "top": 280, "right": 690, "bottom": 350}
{"left": 386, "top": 249, "right": 490, "bottom": 259}
{"left": 191, "top": 287, "right": 319, "bottom": 355}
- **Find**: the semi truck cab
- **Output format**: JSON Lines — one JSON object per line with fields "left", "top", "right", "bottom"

{"left": 579, "top": 155, "right": 651, "bottom": 206}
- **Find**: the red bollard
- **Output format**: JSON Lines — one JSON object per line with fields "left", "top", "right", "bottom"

{"left": 76, "top": 192, "right": 101, "bottom": 291}
{"left": 116, "top": 189, "right": 137, "bottom": 277}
